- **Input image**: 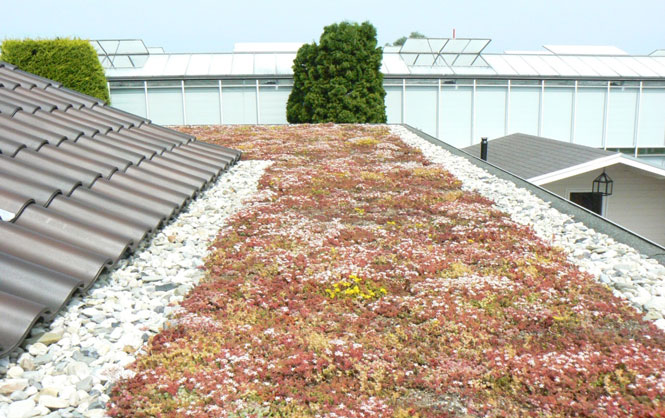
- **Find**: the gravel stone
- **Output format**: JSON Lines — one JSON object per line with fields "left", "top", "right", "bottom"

{"left": 5, "top": 398, "right": 35, "bottom": 418}
{"left": 38, "top": 394, "right": 68, "bottom": 409}
{"left": 37, "top": 330, "right": 64, "bottom": 346}
{"left": 26, "top": 344, "right": 47, "bottom": 357}
{"left": 0, "top": 379, "right": 28, "bottom": 395}
{"left": 6, "top": 367, "right": 23, "bottom": 379}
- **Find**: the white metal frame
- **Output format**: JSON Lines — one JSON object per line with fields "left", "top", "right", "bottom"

{"left": 633, "top": 81, "right": 643, "bottom": 156}
{"left": 181, "top": 80, "right": 187, "bottom": 125}
{"left": 218, "top": 80, "right": 224, "bottom": 124}
{"left": 571, "top": 80, "right": 578, "bottom": 142}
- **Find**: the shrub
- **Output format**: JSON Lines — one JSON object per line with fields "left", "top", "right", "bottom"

{"left": 1, "top": 38, "right": 110, "bottom": 103}
{"left": 286, "top": 21, "right": 386, "bottom": 123}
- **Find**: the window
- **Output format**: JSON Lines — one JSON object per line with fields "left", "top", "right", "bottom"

{"left": 570, "top": 192, "right": 603, "bottom": 215}
{"left": 606, "top": 147, "right": 635, "bottom": 155}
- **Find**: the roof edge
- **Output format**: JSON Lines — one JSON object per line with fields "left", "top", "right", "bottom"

{"left": 529, "top": 154, "right": 623, "bottom": 184}
{"left": 530, "top": 154, "right": 665, "bottom": 185}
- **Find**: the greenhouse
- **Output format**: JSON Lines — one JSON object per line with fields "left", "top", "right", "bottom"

{"left": 95, "top": 38, "right": 665, "bottom": 167}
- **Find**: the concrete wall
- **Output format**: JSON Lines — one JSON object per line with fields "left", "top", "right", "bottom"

{"left": 543, "top": 164, "right": 665, "bottom": 246}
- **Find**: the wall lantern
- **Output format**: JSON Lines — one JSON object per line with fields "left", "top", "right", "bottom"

{"left": 592, "top": 169, "right": 613, "bottom": 196}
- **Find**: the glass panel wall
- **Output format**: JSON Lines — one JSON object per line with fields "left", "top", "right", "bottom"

{"left": 509, "top": 87, "right": 540, "bottom": 135}
{"left": 185, "top": 87, "right": 221, "bottom": 125}
{"left": 475, "top": 86, "right": 506, "bottom": 140}
{"left": 639, "top": 155, "right": 665, "bottom": 167}
{"left": 110, "top": 89, "right": 146, "bottom": 118}
{"left": 147, "top": 87, "right": 183, "bottom": 125}
{"left": 440, "top": 85, "right": 472, "bottom": 147}
{"left": 575, "top": 87, "right": 605, "bottom": 147}
{"left": 638, "top": 89, "right": 665, "bottom": 147}
{"left": 384, "top": 85, "right": 403, "bottom": 123}
{"left": 542, "top": 86, "right": 573, "bottom": 141}
{"left": 259, "top": 85, "right": 289, "bottom": 124}
{"left": 404, "top": 84, "right": 437, "bottom": 137}
{"left": 606, "top": 87, "right": 638, "bottom": 147}
{"left": 222, "top": 87, "right": 257, "bottom": 124}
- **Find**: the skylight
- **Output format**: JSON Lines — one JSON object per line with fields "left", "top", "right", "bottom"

{"left": 399, "top": 37, "right": 491, "bottom": 69}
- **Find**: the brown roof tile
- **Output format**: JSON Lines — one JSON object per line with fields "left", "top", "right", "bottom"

{"left": 0, "top": 222, "right": 112, "bottom": 286}
{"left": 0, "top": 154, "right": 83, "bottom": 195}
{"left": 0, "top": 252, "right": 82, "bottom": 319}
{"left": 15, "top": 205, "right": 132, "bottom": 263}
{"left": 0, "top": 171, "right": 62, "bottom": 206}
{"left": 15, "top": 148, "right": 102, "bottom": 187}
{"left": 0, "top": 114, "right": 66, "bottom": 145}
{"left": 47, "top": 195, "right": 150, "bottom": 249}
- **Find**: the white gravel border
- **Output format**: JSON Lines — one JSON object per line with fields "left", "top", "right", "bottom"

{"left": 0, "top": 160, "right": 271, "bottom": 418}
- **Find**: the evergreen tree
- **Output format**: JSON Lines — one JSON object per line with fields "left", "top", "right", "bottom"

{"left": 286, "top": 43, "right": 318, "bottom": 123}
{"left": 286, "top": 21, "right": 386, "bottom": 123}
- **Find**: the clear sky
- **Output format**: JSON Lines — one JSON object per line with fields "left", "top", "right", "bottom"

{"left": 3, "top": 0, "right": 664, "bottom": 55}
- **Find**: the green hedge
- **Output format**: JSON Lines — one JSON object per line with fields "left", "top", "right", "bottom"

{"left": 1, "top": 38, "right": 110, "bottom": 103}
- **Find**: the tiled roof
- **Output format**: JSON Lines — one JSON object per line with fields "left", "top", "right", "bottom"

{"left": 0, "top": 61, "right": 242, "bottom": 357}
{"left": 462, "top": 133, "right": 616, "bottom": 180}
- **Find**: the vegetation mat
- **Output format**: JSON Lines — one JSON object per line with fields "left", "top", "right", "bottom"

{"left": 109, "top": 125, "right": 665, "bottom": 417}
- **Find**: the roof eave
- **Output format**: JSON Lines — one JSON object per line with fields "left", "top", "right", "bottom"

{"left": 530, "top": 154, "right": 665, "bottom": 185}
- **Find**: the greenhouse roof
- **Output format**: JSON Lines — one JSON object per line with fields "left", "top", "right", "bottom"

{"left": 98, "top": 38, "right": 665, "bottom": 80}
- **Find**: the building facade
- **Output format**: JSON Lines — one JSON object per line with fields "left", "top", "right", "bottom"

{"left": 96, "top": 39, "right": 665, "bottom": 167}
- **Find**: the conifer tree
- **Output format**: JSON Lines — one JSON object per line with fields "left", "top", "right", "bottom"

{"left": 287, "top": 22, "right": 386, "bottom": 123}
